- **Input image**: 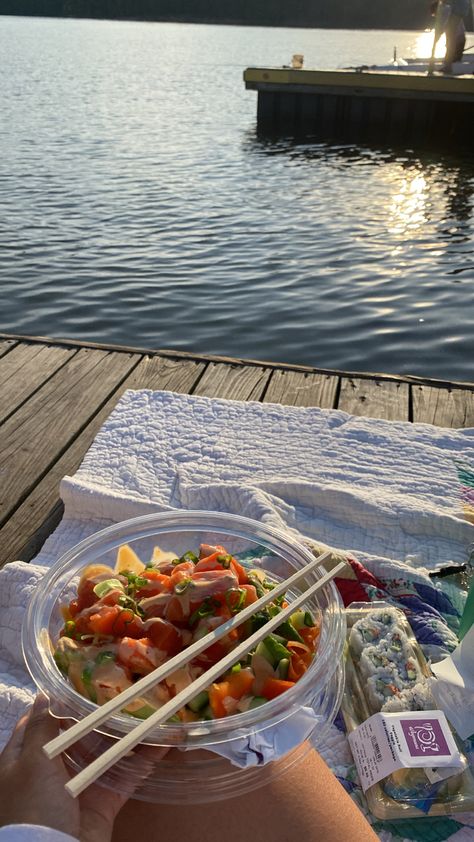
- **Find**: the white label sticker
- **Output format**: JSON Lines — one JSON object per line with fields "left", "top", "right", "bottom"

{"left": 348, "top": 710, "right": 464, "bottom": 793}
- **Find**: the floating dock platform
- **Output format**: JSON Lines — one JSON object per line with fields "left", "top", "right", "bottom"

{"left": 244, "top": 67, "right": 474, "bottom": 145}
{"left": 1, "top": 332, "right": 473, "bottom": 569}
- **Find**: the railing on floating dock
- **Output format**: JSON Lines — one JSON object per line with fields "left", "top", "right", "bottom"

{"left": 244, "top": 67, "right": 474, "bottom": 145}
{"left": 1, "top": 332, "right": 473, "bottom": 570}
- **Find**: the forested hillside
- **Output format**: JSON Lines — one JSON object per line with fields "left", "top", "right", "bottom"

{"left": 0, "top": 0, "right": 435, "bottom": 30}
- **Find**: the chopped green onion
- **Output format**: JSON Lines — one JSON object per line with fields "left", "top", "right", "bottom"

{"left": 118, "top": 594, "right": 138, "bottom": 611}
{"left": 246, "top": 574, "right": 266, "bottom": 599}
{"left": 95, "top": 651, "right": 115, "bottom": 665}
{"left": 174, "top": 578, "right": 192, "bottom": 595}
{"left": 93, "top": 578, "right": 125, "bottom": 599}
{"left": 189, "top": 598, "right": 216, "bottom": 626}
{"left": 180, "top": 551, "right": 199, "bottom": 565}
{"left": 64, "top": 620, "right": 76, "bottom": 638}
{"left": 231, "top": 663, "right": 242, "bottom": 674}
{"left": 81, "top": 665, "right": 97, "bottom": 703}
{"left": 217, "top": 554, "right": 233, "bottom": 569}
{"left": 304, "top": 611, "right": 315, "bottom": 627}
{"left": 225, "top": 588, "right": 246, "bottom": 614}
{"left": 53, "top": 651, "right": 68, "bottom": 674}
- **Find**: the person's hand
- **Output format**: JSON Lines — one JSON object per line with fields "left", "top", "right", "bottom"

{"left": 0, "top": 695, "right": 128, "bottom": 842}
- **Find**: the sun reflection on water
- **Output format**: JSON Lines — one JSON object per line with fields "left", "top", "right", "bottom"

{"left": 388, "top": 172, "right": 428, "bottom": 235}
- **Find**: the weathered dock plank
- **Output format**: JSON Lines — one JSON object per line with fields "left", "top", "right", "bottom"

{"left": 337, "top": 377, "right": 409, "bottom": 421}
{"left": 0, "top": 349, "right": 139, "bottom": 528}
{"left": 0, "top": 339, "right": 17, "bottom": 359}
{"left": 412, "top": 385, "right": 474, "bottom": 428}
{"left": 193, "top": 362, "right": 271, "bottom": 401}
{"left": 0, "top": 342, "right": 75, "bottom": 426}
{"left": 0, "top": 354, "right": 207, "bottom": 567}
{"left": 263, "top": 369, "right": 338, "bottom": 408}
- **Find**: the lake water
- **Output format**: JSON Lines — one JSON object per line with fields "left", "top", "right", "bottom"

{"left": 1, "top": 16, "right": 473, "bottom": 381}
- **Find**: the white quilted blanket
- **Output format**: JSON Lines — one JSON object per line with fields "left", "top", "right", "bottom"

{"left": 1, "top": 389, "right": 473, "bottom": 768}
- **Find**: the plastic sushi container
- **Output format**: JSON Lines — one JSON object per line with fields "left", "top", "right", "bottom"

{"left": 341, "top": 601, "right": 474, "bottom": 819}
{"left": 22, "top": 510, "right": 346, "bottom": 804}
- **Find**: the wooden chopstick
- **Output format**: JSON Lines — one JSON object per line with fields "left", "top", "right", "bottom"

{"left": 64, "top": 559, "right": 346, "bottom": 797}
{"left": 44, "top": 549, "right": 332, "bottom": 760}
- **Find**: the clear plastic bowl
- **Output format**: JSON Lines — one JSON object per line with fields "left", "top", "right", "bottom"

{"left": 22, "top": 510, "right": 346, "bottom": 803}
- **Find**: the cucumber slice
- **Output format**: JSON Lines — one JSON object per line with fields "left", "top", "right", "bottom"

{"left": 264, "top": 634, "right": 290, "bottom": 665}
{"left": 278, "top": 658, "right": 290, "bottom": 680}
{"left": 202, "top": 705, "right": 214, "bottom": 721}
{"left": 249, "top": 696, "right": 267, "bottom": 709}
{"left": 255, "top": 640, "right": 274, "bottom": 664}
{"left": 187, "top": 691, "right": 209, "bottom": 713}
{"left": 257, "top": 635, "right": 290, "bottom": 667}
{"left": 275, "top": 619, "right": 304, "bottom": 643}
{"left": 290, "top": 610, "right": 306, "bottom": 630}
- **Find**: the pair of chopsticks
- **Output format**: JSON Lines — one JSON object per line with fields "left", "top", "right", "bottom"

{"left": 44, "top": 550, "right": 345, "bottom": 797}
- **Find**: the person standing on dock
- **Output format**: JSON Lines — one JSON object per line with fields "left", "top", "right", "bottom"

{"left": 431, "top": 0, "right": 470, "bottom": 72}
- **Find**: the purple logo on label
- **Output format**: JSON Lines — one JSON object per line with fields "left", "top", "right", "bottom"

{"left": 400, "top": 718, "right": 450, "bottom": 757}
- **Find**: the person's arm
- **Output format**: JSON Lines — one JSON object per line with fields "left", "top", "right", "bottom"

{"left": 0, "top": 696, "right": 127, "bottom": 842}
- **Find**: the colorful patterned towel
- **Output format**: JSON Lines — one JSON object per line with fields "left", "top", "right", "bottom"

{"left": 323, "top": 554, "right": 474, "bottom": 842}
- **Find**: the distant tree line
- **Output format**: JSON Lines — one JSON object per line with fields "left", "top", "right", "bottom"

{"left": 0, "top": 0, "right": 440, "bottom": 30}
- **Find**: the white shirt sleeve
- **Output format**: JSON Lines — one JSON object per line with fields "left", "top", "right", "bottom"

{"left": 0, "top": 826, "right": 78, "bottom": 842}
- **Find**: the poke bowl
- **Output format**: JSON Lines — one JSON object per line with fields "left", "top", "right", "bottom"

{"left": 22, "top": 510, "right": 346, "bottom": 803}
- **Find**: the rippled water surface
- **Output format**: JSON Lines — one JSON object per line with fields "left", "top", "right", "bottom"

{"left": 1, "top": 16, "right": 473, "bottom": 379}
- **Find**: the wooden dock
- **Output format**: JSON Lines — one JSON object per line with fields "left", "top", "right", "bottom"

{"left": 244, "top": 67, "right": 474, "bottom": 145}
{"left": 1, "top": 332, "right": 473, "bottom": 570}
